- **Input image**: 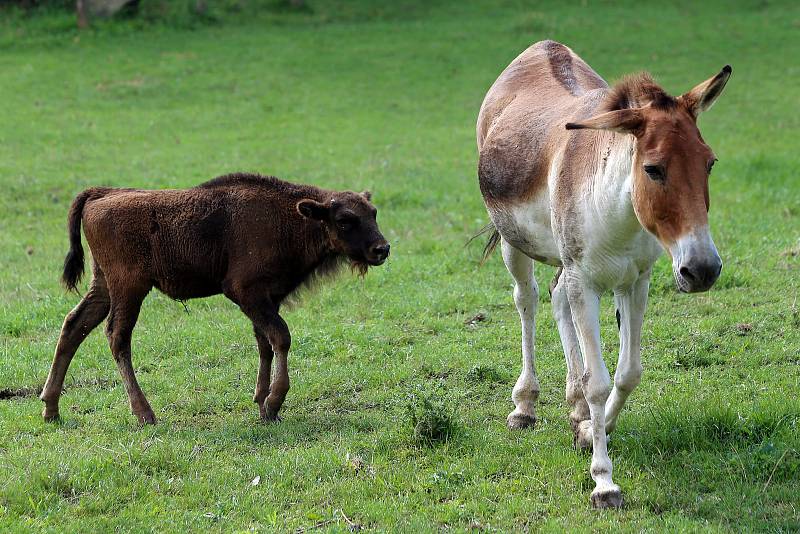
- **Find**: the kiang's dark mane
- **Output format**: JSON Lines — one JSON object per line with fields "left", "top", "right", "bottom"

{"left": 601, "top": 72, "right": 677, "bottom": 112}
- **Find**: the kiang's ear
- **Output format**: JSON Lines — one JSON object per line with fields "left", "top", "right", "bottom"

{"left": 360, "top": 190, "right": 372, "bottom": 201}
{"left": 565, "top": 108, "right": 644, "bottom": 135}
{"left": 679, "top": 65, "right": 731, "bottom": 117}
{"left": 296, "top": 199, "right": 329, "bottom": 221}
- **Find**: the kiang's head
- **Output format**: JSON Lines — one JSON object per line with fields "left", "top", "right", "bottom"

{"left": 566, "top": 66, "right": 732, "bottom": 293}
{"left": 297, "top": 190, "right": 389, "bottom": 268}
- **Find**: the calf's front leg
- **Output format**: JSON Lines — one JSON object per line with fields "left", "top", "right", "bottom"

{"left": 565, "top": 271, "right": 622, "bottom": 509}
{"left": 263, "top": 316, "right": 290, "bottom": 422}
{"left": 237, "top": 294, "right": 291, "bottom": 422}
{"left": 252, "top": 329, "right": 275, "bottom": 421}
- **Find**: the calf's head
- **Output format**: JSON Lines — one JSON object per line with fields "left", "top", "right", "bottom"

{"left": 566, "top": 66, "right": 731, "bottom": 293}
{"left": 297, "top": 191, "right": 390, "bottom": 268}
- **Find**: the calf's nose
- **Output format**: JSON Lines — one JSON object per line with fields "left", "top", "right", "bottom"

{"left": 371, "top": 243, "right": 390, "bottom": 259}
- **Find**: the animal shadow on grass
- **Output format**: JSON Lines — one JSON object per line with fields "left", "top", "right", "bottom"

{"left": 0, "top": 386, "right": 41, "bottom": 400}
{"left": 0, "top": 377, "right": 117, "bottom": 402}
{"left": 611, "top": 402, "right": 800, "bottom": 524}
{"left": 209, "top": 411, "right": 382, "bottom": 448}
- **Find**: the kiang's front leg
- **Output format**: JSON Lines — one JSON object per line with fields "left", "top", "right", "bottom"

{"left": 564, "top": 268, "right": 622, "bottom": 509}
{"left": 550, "top": 268, "right": 591, "bottom": 448}
{"left": 606, "top": 272, "right": 649, "bottom": 434}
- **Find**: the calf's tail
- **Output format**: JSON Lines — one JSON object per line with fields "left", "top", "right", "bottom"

{"left": 62, "top": 187, "right": 114, "bottom": 292}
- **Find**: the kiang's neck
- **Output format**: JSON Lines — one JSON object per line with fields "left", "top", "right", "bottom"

{"left": 592, "top": 134, "right": 642, "bottom": 234}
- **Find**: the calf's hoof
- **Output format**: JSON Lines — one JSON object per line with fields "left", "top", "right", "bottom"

{"left": 258, "top": 404, "right": 283, "bottom": 423}
{"left": 590, "top": 485, "right": 623, "bottom": 509}
{"left": 261, "top": 407, "right": 282, "bottom": 423}
{"left": 135, "top": 410, "right": 157, "bottom": 425}
{"left": 507, "top": 409, "right": 536, "bottom": 430}
{"left": 574, "top": 419, "right": 593, "bottom": 451}
{"left": 42, "top": 406, "right": 60, "bottom": 422}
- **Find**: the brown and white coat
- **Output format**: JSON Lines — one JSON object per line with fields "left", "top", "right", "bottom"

{"left": 477, "top": 40, "right": 730, "bottom": 508}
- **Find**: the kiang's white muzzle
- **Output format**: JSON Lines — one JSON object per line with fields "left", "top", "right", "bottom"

{"left": 669, "top": 226, "right": 722, "bottom": 293}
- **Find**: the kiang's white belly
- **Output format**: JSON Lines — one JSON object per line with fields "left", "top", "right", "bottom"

{"left": 500, "top": 196, "right": 562, "bottom": 266}
{"left": 494, "top": 192, "right": 663, "bottom": 291}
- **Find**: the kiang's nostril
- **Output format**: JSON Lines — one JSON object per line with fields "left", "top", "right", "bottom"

{"left": 679, "top": 265, "right": 697, "bottom": 283}
{"left": 704, "top": 262, "right": 722, "bottom": 285}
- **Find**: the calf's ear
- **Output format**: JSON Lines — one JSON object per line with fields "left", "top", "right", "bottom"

{"left": 361, "top": 190, "right": 372, "bottom": 201}
{"left": 297, "top": 199, "right": 329, "bottom": 221}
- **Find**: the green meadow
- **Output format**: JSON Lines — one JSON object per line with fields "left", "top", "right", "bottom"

{"left": 1, "top": 1, "right": 798, "bottom": 531}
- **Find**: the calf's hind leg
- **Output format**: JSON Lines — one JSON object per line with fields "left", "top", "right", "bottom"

{"left": 106, "top": 283, "right": 156, "bottom": 425}
{"left": 41, "top": 265, "right": 110, "bottom": 421}
{"left": 501, "top": 240, "right": 540, "bottom": 430}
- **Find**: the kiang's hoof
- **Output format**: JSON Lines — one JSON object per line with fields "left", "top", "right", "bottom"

{"left": 574, "top": 419, "right": 593, "bottom": 451}
{"left": 507, "top": 410, "right": 536, "bottom": 430}
{"left": 591, "top": 486, "right": 623, "bottom": 509}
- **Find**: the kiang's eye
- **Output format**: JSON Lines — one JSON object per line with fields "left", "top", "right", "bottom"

{"left": 643, "top": 164, "right": 666, "bottom": 182}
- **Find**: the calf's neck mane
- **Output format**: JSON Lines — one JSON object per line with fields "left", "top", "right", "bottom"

{"left": 198, "top": 173, "right": 366, "bottom": 305}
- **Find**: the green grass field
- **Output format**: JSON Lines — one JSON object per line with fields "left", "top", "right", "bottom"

{"left": 1, "top": 0, "right": 799, "bottom": 531}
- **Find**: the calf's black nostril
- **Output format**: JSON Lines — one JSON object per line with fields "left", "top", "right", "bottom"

{"left": 371, "top": 244, "right": 390, "bottom": 259}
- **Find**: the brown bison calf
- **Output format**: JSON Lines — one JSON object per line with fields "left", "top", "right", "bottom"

{"left": 41, "top": 173, "right": 389, "bottom": 425}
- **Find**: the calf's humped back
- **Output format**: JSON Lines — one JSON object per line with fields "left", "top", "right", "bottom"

{"left": 81, "top": 174, "right": 332, "bottom": 302}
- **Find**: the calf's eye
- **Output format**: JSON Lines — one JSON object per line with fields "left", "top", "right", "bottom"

{"left": 644, "top": 164, "right": 665, "bottom": 182}
{"left": 337, "top": 219, "right": 356, "bottom": 231}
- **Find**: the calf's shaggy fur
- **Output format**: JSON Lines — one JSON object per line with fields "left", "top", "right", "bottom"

{"left": 41, "top": 173, "right": 390, "bottom": 424}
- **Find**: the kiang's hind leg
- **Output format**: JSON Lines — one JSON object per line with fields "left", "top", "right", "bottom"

{"left": 550, "top": 267, "right": 591, "bottom": 448}
{"left": 41, "top": 261, "right": 111, "bottom": 421}
{"left": 501, "top": 239, "right": 540, "bottom": 430}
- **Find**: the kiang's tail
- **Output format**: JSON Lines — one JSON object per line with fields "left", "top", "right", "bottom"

{"left": 467, "top": 222, "right": 501, "bottom": 265}
{"left": 62, "top": 187, "right": 114, "bottom": 292}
